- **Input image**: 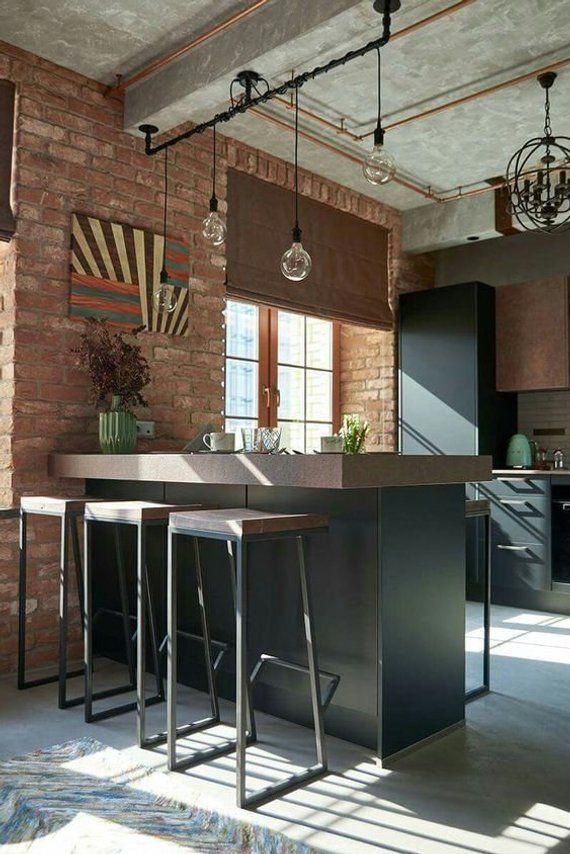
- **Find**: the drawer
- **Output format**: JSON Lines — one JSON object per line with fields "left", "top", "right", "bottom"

{"left": 491, "top": 495, "right": 550, "bottom": 546}
{"left": 492, "top": 542, "right": 550, "bottom": 591}
{"left": 489, "top": 476, "right": 549, "bottom": 499}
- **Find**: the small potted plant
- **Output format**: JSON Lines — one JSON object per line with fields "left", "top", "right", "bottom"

{"left": 73, "top": 319, "right": 151, "bottom": 454}
{"left": 341, "top": 413, "right": 369, "bottom": 454}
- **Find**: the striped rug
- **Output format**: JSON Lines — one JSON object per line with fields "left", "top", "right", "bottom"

{"left": 0, "top": 738, "right": 313, "bottom": 852}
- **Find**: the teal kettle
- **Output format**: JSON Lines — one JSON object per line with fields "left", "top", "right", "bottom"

{"left": 506, "top": 433, "right": 532, "bottom": 469}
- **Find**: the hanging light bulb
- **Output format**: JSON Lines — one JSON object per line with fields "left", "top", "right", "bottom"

{"left": 154, "top": 148, "right": 178, "bottom": 314}
{"left": 281, "top": 87, "right": 312, "bottom": 282}
{"left": 153, "top": 268, "right": 177, "bottom": 313}
{"left": 202, "top": 125, "right": 226, "bottom": 246}
{"left": 363, "top": 47, "right": 396, "bottom": 186}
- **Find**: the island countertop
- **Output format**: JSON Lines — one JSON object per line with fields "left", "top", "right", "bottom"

{"left": 49, "top": 451, "right": 492, "bottom": 489}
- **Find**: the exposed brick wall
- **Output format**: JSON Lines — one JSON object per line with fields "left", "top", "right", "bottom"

{"left": 0, "top": 39, "right": 433, "bottom": 674}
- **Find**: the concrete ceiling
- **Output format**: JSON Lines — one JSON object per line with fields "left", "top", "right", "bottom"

{"left": 3, "top": 0, "right": 570, "bottom": 242}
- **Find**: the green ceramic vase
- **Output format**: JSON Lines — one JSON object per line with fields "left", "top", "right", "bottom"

{"left": 99, "top": 395, "right": 137, "bottom": 454}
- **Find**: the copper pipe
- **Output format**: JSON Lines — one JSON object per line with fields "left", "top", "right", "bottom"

{"left": 250, "top": 104, "right": 512, "bottom": 204}
{"left": 249, "top": 106, "right": 435, "bottom": 201}
{"left": 357, "top": 55, "right": 570, "bottom": 139}
{"left": 109, "top": 0, "right": 272, "bottom": 95}
{"left": 390, "top": 0, "right": 478, "bottom": 42}
{"left": 266, "top": 0, "right": 482, "bottom": 143}
{"left": 111, "top": 0, "right": 478, "bottom": 99}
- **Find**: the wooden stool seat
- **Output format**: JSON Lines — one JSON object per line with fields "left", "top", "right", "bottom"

{"left": 85, "top": 501, "right": 202, "bottom": 525}
{"left": 170, "top": 508, "right": 329, "bottom": 539}
{"left": 465, "top": 499, "right": 491, "bottom": 518}
{"left": 21, "top": 496, "right": 102, "bottom": 517}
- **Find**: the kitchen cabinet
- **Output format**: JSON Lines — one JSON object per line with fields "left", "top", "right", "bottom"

{"left": 399, "top": 281, "right": 516, "bottom": 466}
{"left": 496, "top": 276, "right": 570, "bottom": 392}
{"left": 484, "top": 476, "right": 551, "bottom": 593}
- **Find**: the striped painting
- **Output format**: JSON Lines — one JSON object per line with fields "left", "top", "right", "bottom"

{"left": 69, "top": 213, "right": 190, "bottom": 336}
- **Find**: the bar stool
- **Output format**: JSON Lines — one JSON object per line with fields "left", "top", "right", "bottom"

{"left": 465, "top": 498, "right": 491, "bottom": 701}
{"left": 83, "top": 500, "right": 205, "bottom": 748}
{"left": 18, "top": 496, "right": 102, "bottom": 709}
{"left": 168, "top": 508, "right": 339, "bottom": 810}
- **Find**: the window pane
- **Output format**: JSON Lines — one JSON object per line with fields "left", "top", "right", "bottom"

{"left": 306, "top": 422, "right": 333, "bottom": 453}
{"left": 278, "top": 365, "right": 305, "bottom": 420}
{"left": 279, "top": 421, "right": 305, "bottom": 453}
{"left": 225, "top": 359, "right": 258, "bottom": 418}
{"left": 225, "top": 418, "right": 257, "bottom": 450}
{"left": 278, "top": 311, "right": 305, "bottom": 366}
{"left": 306, "top": 317, "right": 332, "bottom": 369}
{"left": 226, "top": 300, "right": 258, "bottom": 360}
{"left": 306, "top": 370, "right": 332, "bottom": 421}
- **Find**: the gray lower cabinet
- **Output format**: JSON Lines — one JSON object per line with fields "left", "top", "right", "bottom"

{"left": 484, "top": 477, "right": 551, "bottom": 593}
{"left": 493, "top": 543, "right": 550, "bottom": 591}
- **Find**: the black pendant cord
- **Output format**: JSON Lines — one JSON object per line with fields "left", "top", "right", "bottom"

{"left": 374, "top": 47, "right": 385, "bottom": 147}
{"left": 210, "top": 124, "right": 218, "bottom": 213}
{"left": 141, "top": 6, "right": 392, "bottom": 156}
{"left": 293, "top": 87, "right": 301, "bottom": 242}
{"left": 160, "top": 148, "right": 168, "bottom": 284}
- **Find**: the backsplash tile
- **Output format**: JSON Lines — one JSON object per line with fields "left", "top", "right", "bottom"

{"left": 518, "top": 391, "right": 570, "bottom": 458}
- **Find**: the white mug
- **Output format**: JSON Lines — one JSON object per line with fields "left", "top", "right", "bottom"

{"left": 204, "top": 431, "right": 235, "bottom": 452}
{"left": 320, "top": 435, "right": 344, "bottom": 453}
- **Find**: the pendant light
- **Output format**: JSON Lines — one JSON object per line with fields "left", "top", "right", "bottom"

{"left": 506, "top": 72, "right": 570, "bottom": 234}
{"left": 202, "top": 124, "right": 226, "bottom": 246}
{"left": 154, "top": 148, "right": 177, "bottom": 313}
{"left": 281, "top": 87, "right": 312, "bottom": 282}
{"left": 363, "top": 48, "right": 396, "bottom": 186}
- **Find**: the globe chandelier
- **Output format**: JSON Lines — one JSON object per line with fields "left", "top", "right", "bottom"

{"left": 506, "top": 72, "right": 570, "bottom": 234}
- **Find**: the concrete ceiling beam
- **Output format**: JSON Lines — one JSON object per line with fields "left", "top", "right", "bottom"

{"left": 124, "top": 0, "right": 366, "bottom": 133}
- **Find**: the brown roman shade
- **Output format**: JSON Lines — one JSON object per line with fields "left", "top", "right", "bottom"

{"left": 226, "top": 169, "right": 391, "bottom": 328}
{"left": 0, "top": 80, "right": 16, "bottom": 242}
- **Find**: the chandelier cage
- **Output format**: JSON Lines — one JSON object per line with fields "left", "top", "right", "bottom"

{"left": 506, "top": 72, "right": 570, "bottom": 234}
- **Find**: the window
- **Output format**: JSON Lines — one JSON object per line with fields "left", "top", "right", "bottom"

{"left": 224, "top": 300, "right": 340, "bottom": 452}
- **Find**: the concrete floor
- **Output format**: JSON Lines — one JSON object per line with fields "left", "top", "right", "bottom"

{"left": 1, "top": 604, "right": 570, "bottom": 853}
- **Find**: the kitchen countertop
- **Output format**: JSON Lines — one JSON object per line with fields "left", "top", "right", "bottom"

{"left": 49, "top": 452, "right": 492, "bottom": 490}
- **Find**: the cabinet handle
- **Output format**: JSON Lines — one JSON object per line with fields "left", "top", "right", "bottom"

{"left": 497, "top": 545, "right": 528, "bottom": 552}
{"left": 562, "top": 503, "right": 570, "bottom": 511}
{"left": 499, "top": 499, "right": 527, "bottom": 506}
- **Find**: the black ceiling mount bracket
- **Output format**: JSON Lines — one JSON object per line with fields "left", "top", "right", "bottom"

{"left": 373, "top": 0, "right": 401, "bottom": 12}
{"left": 139, "top": 124, "right": 159, "bottom": 154}
{"left": 538, "top": 71, "right": 557, "bottom": 90}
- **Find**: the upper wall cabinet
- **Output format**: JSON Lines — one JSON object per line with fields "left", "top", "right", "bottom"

{"left": 496, "top": 277, "right": 570, "bottom": 392}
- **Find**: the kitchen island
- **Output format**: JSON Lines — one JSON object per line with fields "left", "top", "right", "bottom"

{"left": 50, "top": 452, "right": 491, "bottom": 762}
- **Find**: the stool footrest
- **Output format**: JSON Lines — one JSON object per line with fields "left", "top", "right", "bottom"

{"left": 159, "top": 631, "right": 229, "bottom": 672}
{"left": 243, "top": 763, "right": 327, "bottom": 810}
{"left": 86, "top": 691, "right": 163, "bottom": 724}
{"left": 18, "top": 666, "right": 84, "bottom": 691}
{"left": 170, "top": 726, "right": 257, "bottom": 773}
{"left": 250, "top": 654, "right": 340, "bottom": 710}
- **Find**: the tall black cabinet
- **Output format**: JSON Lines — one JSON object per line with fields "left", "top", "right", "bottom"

{"left": 399, "top": 282, "right": 516, "bottom": 467}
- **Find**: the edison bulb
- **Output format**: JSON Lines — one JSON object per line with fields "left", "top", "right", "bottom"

{"left": 281, "top": 241, "right": 312, "bottom": 282}
{"left": 363, "top": 143, "right": 396, "bottom": 185}
{"left": 153, "top": 285, "right": 177, "bottom": 313}
{"left": 202, "top": 211, "right": 226, "bottom": 246}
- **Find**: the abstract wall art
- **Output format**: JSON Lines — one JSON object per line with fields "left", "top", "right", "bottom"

{"left": 69, "top": 213, "right": 190, "bottom": 336}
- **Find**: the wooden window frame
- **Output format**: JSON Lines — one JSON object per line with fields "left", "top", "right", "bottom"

{"left": 227, "top": 299, "right": 340, "bottom": 436}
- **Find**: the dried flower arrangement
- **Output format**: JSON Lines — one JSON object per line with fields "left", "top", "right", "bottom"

{"left": 72, "top": 319, "right": 151, "bottom": 414}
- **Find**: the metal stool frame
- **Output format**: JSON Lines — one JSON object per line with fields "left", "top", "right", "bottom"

{"left": 18, "top": 505, "right": 86, "bottom": 709}
{"left": 84, "top": 515, "right": 164, "bottom": 745}
{"left": 465, "top": 501, "right": 491, "bottom": 702}
{"left": 167, "top": 522, "right": 329, "bottom": 810}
